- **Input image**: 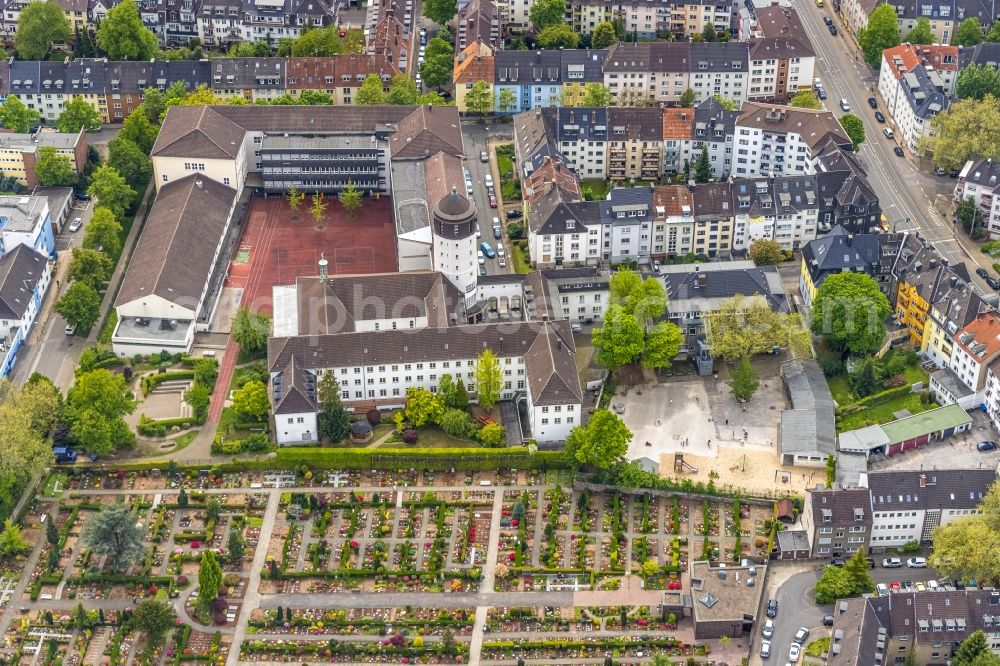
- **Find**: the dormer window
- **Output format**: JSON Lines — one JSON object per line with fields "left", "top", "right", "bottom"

{"left": 567, "top": 220, "right": 575, "bottom": 230}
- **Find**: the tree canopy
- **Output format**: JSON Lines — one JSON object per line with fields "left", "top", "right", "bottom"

{"left": 87, "top": 165, "right": 135, "bottom": 218}
{"left": 131, "top": 600, "right": 176, "bottom": 639}
{"left": 748, "top": 239, "right": 785, "bottom": 265}
{"left": 529, "top": 0, "right": 567, "bottom": 29}
{"left": 422, "top": 0, "right": 457, "bottom": 25}
{"left": 954, "top": 16, "right": 985, "bottom": 46}
{"left": 0, "top": 380, "right": 58, "bottom": 509}
{"left": 82, "top": 207, "right": 122, "bottom": 258}
{"left": 930, "top": 480, "right": 1000, "bottom": 581}
{"left": 97, "top": 0, "right": 158, "bottom": 60}
{"left": 705, "top": 294, "right": 809, "bottom": 361}
{"left": 924, "top": 95, "right": 1000, "bottom": 170}
{"left": 355, "top": 73, "right": 387, "bottom": 105}
{"left": 54, "top": 282, "right": 101, "bottom": 333}
{"left": 81, "top": 502, "right": 146, "bottom": 572}
{"left": 465, "top": 80, "right": 495, "bottom": 115}
{"left": 36, "top": 147, "right": 78, "bottom": 188}
{"left": 68, "top": 247, "right": 112, "bottom": 290}
{"left": 790, "top": 89, "right": 822, "bottom": 109}
{"left": 232, "top": 380, "right": 269, "bottom": 421}
{"left": 57, "top": 97, "right": 101, "bottom": 133}
{"left": 858, "top": 4, "right": 900, "bottom": 66}
{"left": 564, "top": 409, "right": 633, "bottom": 469}
{"left": 592, "top": 304, "right": 646, "bottom": 371}
{"left": 0, "top": 97, "right": 40, "bottom": 134}
{"left": 231, "top": 306, "right": 271, "bottom": 353}
{"left": 904, "top": 16, "right": 934, "bottom": 44}
{"left": 840, "top": 114, "right": 866, "bottom": 151}
{"left": 15, "top": 1, "right": 70, "bottom": 60}
{"left": 810, "top": 272, "right": 891, "bottom": 354}
{"left": 475, "top": 349, "right": 503, "bottom": 411}
{"left": 730, "top": 356, "right": 759, "bottom": 401}
{"left": 591, "top": 22, "right": 617, "bottom": 49}
{"left": 953, "top": 632, "right": 1000, "bottom": 666}
{"left": 956, "top": 64, "right": 1000, "bottom": 101}
{"left": 537, "top": 24, "right": 580, "bottom": 49}
{"left": 66, "top": 369, "right": 136, "bottom": 455}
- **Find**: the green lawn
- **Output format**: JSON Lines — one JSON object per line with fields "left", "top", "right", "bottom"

{"left": 43, "top": 472, "right": 68, "bottom": 498}
{"left": 496, "top": 152, "right": 514, "bottom": 180}
{"left": 806, "top": 637, "right": 831, "bottom": 658}
{"left": 170, "top": 431, "right": 198, "bottom": 451}
{"left": 381, "top": 425, "right": 480, "bottom": 449}
{"left": 511, "top": 243, "right": 531, "bottom": 274}
{"left": 828, "top": 375, "right": 852, "bottom": 406}
{"left": 581, "top": 180, "right": 609, "bottom": 200}
{"left": 837, "top": 393, "right": 935, "bottom": 432}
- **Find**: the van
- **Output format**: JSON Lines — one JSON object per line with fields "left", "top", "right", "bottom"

{"left": 883, "top": 127, "right": 895, "bottom": 139}
{"left": 840, "top": 98, "right": 850, "bottom": 112}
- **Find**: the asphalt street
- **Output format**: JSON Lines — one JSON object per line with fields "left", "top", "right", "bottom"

{"left": 463, "top": 123, "right": 511, "bottom": 276}
{"left": 797, "top": 2, "right": 991, "bottom": 288}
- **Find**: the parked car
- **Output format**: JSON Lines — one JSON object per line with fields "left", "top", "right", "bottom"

{"left": 883, "top": 127, "right": 895, "bottom": 139}
{"left": 874, "top": 111, "right": 886, "bottom": 123}
{"left": 987, "top": 277, "right": 1000, "bottom": 290}
{"left": 927, "top": 579, "right": 939, "bottom": 590}
{"left": 915, "top": 581, "right": 926, "bottom": 591}
{"left": 823, "top": 615, "right": 835, "bottom": 627}
{"left": 493, "top": 225, "right": 501, "bottom": 240}
{"left": 478, "top": 251, "right": 485, "bottom": 265}
{"left": 767, "top": 599, "right": 778, "bottom": 618}
{"left": 977, "top": 267, "right": 990, "bottom": 279}
{"left": 907, "top": 557, "right": 927, "bottom": 568}
{"left": 894, "top": 146, "right": 905, "bottom": 157}
{"left": 479, "top": 265, "right": 486, "bottom": 276}
{"left": 475, "top": 227, "right": 481, "bottom": 238}
{"left": 65, "top": 323, "right": 76, "bottom": 335}
{"left": 506, "top": 209, "right": 522, "bottom": 219}
{"left": 883, "top": 558, "right": 902, "bottom": 568}
{"left": 68, "top": 217, "right": 83, "bottom": 232}
{"left": 480, "top": 151, "right": 489, "bottom": 162}
{"left": 498, "top": 256, "right": 506, "bottom": 268}
{"left": 480, "top": 242, "right": 496, "bottom": 258}
{"left": 828, "top": 23, "right": 838, "bottom": 34}
{"left": 570, "top": 322, "right": 583, "bottom": 333}
{"left": 868, "top": 96, "right": 878, "bottom": 108}
{"left": 902, "top": 580, "right": 914, "bottom": 590}
{"left": 789, "top": 643, "right": 801, "bottom": 662}
{"left": 793, "top": 628, "right": 809, "bottom": 644}
{"left": 485, "top": 174, "right": 494, "bottom": 187}
{"left": 817, "top": 88, "right": 828, "bottom": 100}
{"left": 889, "top": 581, "right": 901, "bottom": 590}
{"left": 823, "top": 15, "right": 833, "bottom": 24}
{"left": 877, "top": 583, "right": 889, "bottom": 596}
{"left": 830, "top": 558, "right": 845, "bottom": 567}
{"left": 489, "top": 194, "right": 497, "bottom": 208}
{"left": 653, "top": 260, "right": 661, "bottom": 273}
{"left": 840, "top": 98, "right": 850, "bottom": 111}
{"left": 977, "top": 440, "right": 998, "bottom": 451}
{"left": 762, "top": 619, "right": 775, "bottom": 639}
{"left": 760, "top": 641, "right": 771, "bottom": 659}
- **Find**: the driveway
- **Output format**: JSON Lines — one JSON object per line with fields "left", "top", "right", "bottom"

{"left": 749, "top": 568, "right": 829, "bottom": 666}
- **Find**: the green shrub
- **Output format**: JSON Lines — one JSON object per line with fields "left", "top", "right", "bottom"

{"left": 141, "top": 370, "right": 195, "bottom": 396}
{"left": 275, "top": 447, "right": 564, "bottom": 471}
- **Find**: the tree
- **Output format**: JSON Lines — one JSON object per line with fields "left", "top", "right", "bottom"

{"left": 610, "top": 267, "right": 666, "bottom": 320}
{"left": 54, "top": 282, "right": 101, "bottom": 332}
{"left": 66, "top": 369, "right": 136, "bottom": 455}
{"left": 790, "top": 89, "right": 822, "bottom": 109}
{"left": 386, "top": 74, "right": 419, "bottom": 104}
{"left": 402, "top": 387, "right": 444, "bottom": 428}
{"left": 564, "top": 409, "right": 633, "bottom": 469}
{"left": 290, "top": 27, "right": 345, "bottom": 56}
{"left": 81, "top": 503, "right": 146, "bottom": 572}
{"left": 814, "top": 564, "right": 853, "bottom": 603}
{"left": 479, "top": 422, "right": 505, "bottom": 447}
{"left": 287, "top": 186, "right": 304, "bottom": 211}
{"left": 232, "top": 380, "right": 269, "bottom": 421}
{"left": 848, "top": 358, "right": 878, "bottom": 397}
{"left": 580, "top": 83, "right": 613, "bottom": 108}
{"left": 231, "top": 306, "right": 271, "bottom": 352}
{"left": 309, "top": 192, "right": 327, "bottom": 223}
{"left": 924, "top": 96, "right": 1000, "bottom": 170}
{"left": 440, "top": 408, "right": 474, "bottom": 438}
{"left": 904, "top": 16, "right": 935, "bottom": 43}
{"left": 227, "top": 529, "right": 246, "bottom": 564}
{"left": 730, "top": 356, "right": 759, "bottom": 401}
{"left": 15, "top": 1, "right": 70, "bottom": 59}
{"left": 694, "top": 146, "right": 712, "bottom": 183}
{"left": 46, "top": 515, "right": 58, "bottom": 546}
{"left": 679, "top": 88, "right": 697, "bottom": 107}
{"left": 749, "top": 239, "right": 785, "bottom": 265}
{"left": 954, "top": 632, "right": 1000, "bottom": 666}
{"left": 825, "top": 454, "right": 837, "bottom": 486}
{"left": 844, "top": 548, "right": 874, "bottom": 594}
{"left": 955, "top": 16, "right": 985, "bottom": 46}
{"left": 591, "top": 21, "right": 617, "bottom": 49}
{"left": 36, "top": 147, "right": 78, "bottom": 187}
{"left": 131, "top": 600, "right": 175, "bottom": 639}
{"left": 0, "top": 519, "right": 28, "bottom": 557}
{"left": 475, "top": 349, "right": 503, "bottom": 411}
{"left": 87, "top": 165, "right": 135, "bottom": 219}
{"left": 183, "top": 384, "right": 211, "bottom": 421}
{"left": 206, "top": 497, "right": 221, "bottom": 523}
{"left": 988, "top": 20, "right": 1000, "bottom": 42}
{"left": 705, "top": 294, "right": 809, "bottom": 361}
{"left": 713, "top": 95, "right": 737, "bottom": 111}
{"left": 316, "top": 371, "right": 350, "bottom": 442}
{"left": 957, "top": 196, "right": 983, "bottom": 237}
{"left": 421, "top": 53, "right": 454, "bottom": 89}
{"left": 642, "top": 322, "right": 683, "bottom": 369}
{"left": 338, "top": 181, "right": 362, "bottom": 217}
{"left": 422, "top": 0, "right": 457, "bottom": 25}
{"left": 97, "top": 0, "right": 158, "bottom": 60}
{"left": 82, "top": 207, "right": 122, "bottom": 258}
{"left": 956, "top": 63, "right": 1000, "bottom": 101}
{"left": 107, "top": 136, "right": 152, "bottom": 192}
{"left": 858, "top": 4, "right": 900, "bottom": 67}
{"left": 465, "top": 80, "right": 496, "bottom": 116}
{"left": 0, "top": 97, "right": 40, "bottom": 134}
{"left": 529, "top": 0, "right": 566, "bottom": 29}
{"left": 56, "top": 97, "right": 101, "bottom": 133}
{"left": 298, "top": 89, "right": 332, "bottom": 105}
{"left": 592, "top": 305, "right": 645, "bottom": 371}
{"left": 495, "top": 88, "right": 517, "bottom": 114}
{"left": 810, "top": 272, "right": 891, "bottom": 354}
{"left": 701, "top": 22, "right": 717, "bottom": 41}
{"left": 537, "top": 24, "right": 580, "bottom": 49}
{"left": 355, "top": 74, "right": 387, "bottom": 105}
{"left": 68, "top": 248, "right": 112, "bottom": 289}
{"left": 197, "top": 550, "right": 223, "bottom": 608}
{"left": 840, "top": 114, "right": 865, "bottom": 151}
{"left": 453, "top": 379, "right": 469, "bottom": 410}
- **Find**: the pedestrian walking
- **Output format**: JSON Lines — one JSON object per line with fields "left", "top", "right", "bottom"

{"left": 725, "top": 418, "right": 729, "bottom": 425}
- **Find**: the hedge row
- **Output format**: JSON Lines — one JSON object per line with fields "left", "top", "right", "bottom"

{"left": 838, "top": 384, "right": 916, "bottom": 414}
{"left": 275, "top": 447, "right": 566, "bottom": 471}
{"left": 67, "top": 574, "right": 173, "bottom": 586}
{"left": 278, "top": 568, "right": 479, "bottom": 580}
{"left": 138, "top": 415, "right": 201, "bottom": 437}
{"left": 141, "top": 370, "right": 195, "bottom": 396}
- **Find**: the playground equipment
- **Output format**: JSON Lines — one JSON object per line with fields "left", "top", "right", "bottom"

{"left": 673, "top": 453, "right": 698, "bottom": 474}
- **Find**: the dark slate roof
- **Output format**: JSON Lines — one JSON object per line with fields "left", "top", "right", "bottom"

{"left": 607, "top": 108, "right": 664, "bottom": 141}
{"left": 523, "top": 321, "right": 583, "bottom": 405}
{"left": 801, "top": 225, "right": 881, "bottom": 286}
{"left": 693, "top": 97, "right": 738, "bottom": 145}
{"left": 689, "top": 41, "right": 749, "bottom": 73}
{"left": 0, "top": 244, "right": 49, "bottom": 320}
{"left": 528, "top": 186, "right": 601, "bottom": 235}
{"left": 731, "top": 176, "right": 817, "bottom": 218}
{"left": 828, "top": 596, "right": 891, "bottom": 666}
{"left": 899, "top": 66, "right": 950, "bottom": 120}
{"left": 780, "top": 358, "right": 836, "bottom": 457}
{"left": 960, "top": 41, "right": 1000, "bottom": 69}
{"left": 559, "top": 49, "right": 607, "bottom": 83}
{"left": 115, "top": 175, "right": 236, "bottom": 308}
{"left": 863, "top": 469, "right": 997, "bottom": 512}
{"left": 690, "top": 182, "right": 733, "bottom": 219}
{"left": 749, "top": 5, "right": 815, "bottom": 60}
{"left": 599, "top": 187, "right": 653, "bottom": 225}
{"left": 273, "top": 356, "right": 317, "bottom": 415}
{"left": 551, "top": 107, "right": 608, "bottom": 144}
{"left": 663, "top": 266, "right": 790, "bottom": 314}
{"left": 209, "top": 58, "right": 286, "bottom": 90}
{"left": 494, "top": 49, "right": 563, "bottom": 83}
{"left": 962, "top": 157, "right": 1000, "bottom": 188}
{"left": 808, "top": 486, "right": 872, "bottom": 525}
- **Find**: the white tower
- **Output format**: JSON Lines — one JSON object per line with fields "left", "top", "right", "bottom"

{"left": 432, "top": 187, "right": 479, "bottom": 309}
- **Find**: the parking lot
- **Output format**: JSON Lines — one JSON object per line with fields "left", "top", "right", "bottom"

{"left": 869, "top": 408, "right": 1000, "bottom": 472}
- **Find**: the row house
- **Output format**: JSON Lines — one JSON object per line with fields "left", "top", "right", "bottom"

{"left": 607, "top": 108, "right": 664, "bottom": 181}
{"left": 456, "top": 0, "right": 499, "bottom": 51}
{"left": 691, "top": 96, "right": 737, "bottom": 179}
{"left": 954, "top": 157, "right": 1000, "bottom": 239}
{"left": 196, "top": 0, "right": 243, "bottom": 47}
{"left": 842, "top": 0, "right": 999, "bottom": 43}
{"left": 652, "top": 184, "right": 694, "bottom": 256}
{"left": 662, "top": 107, "right": 695, "bottom": 177}
{"left": 565, "top": 0, "right": 734, "bottom": 38}
{"left": 1, "top": 55, "right": 399, "bottom": 121}
{"left": 142, "top": 0, "right": 200, "bottom": 46}
{"left": 731, "top": 175, "right": 819, "bottom": 251}
{"left": 930, "top": 311, "right": 1000, "bottom": 409}
{"left": 813, "top": 140, "right": 884, "bottom": 235}
{"left": 801, "top": 486, "right": 872, "bottom": 558}
{"left": 493, "top": 49, "right": 606, "bottom": 114}
{"left": 453, "top": 43, "right": 494, "bottom": 113}
{"left": 799, "top": 225, "right": 882, "bottom": 306}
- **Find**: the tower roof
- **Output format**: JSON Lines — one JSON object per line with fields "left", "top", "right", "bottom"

{"left": 434, "top": 187, "right": 475, "bottom": 221}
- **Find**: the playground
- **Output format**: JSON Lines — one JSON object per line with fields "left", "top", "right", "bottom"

{"left": 619, "top": 373, "right": 819, "bottom": 495}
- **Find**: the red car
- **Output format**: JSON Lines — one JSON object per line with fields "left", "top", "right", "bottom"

{"left": 889, "top": 581, "right": 901, "bottom": 590}
{"left": 489, "top": 194, "right": 497, "bottom": 208}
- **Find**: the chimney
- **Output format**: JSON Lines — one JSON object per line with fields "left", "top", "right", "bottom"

{"left": 195, "top": 179, "right": 203, "bottom": 189}
{"left": 919, "top": 474, "right": 926, "bottom": 488}
{"left": 846, "top": 233, "right": 853, "bottom": 246}
{"left": 318, "top": 254, "right": 329, "bottom": 283}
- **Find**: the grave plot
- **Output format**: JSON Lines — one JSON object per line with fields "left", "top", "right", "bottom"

{"left": 247, "top": 606, "right": 475, "bottom": 637}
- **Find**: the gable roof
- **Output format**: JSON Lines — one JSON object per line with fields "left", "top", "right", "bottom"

{"left": 523, "top": 321, "right": 583, "bottom": 405}
{"left": 780, "top": 358, "right": 836, "bottom": 457}
{"left": 273, "top": 355, "right": 317, "bottom": 415}
{"left": 150, "top": 106, "right": 246, "bottom": 159}
{"left": 389, "top": 104, "right": 465, "bottom": 159}
{"left": 0, "top": 244, "right": 49, "bottom": 320}
{"left": 116, "top": 174, "right": 236, "bottom": 309}
{"left": 862, "top": 468, "right": 996, "bottom": 511}
{"left": 801, "top": 225, "right": 881, "bottom": 285}
{"left": 737, "top": 102, "right": 850, "bottom": 150}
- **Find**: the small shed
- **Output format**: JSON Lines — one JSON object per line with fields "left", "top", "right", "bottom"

{"left": 349, "top": 420, "right": 373, "bottom": 443}
{"left": 775, "top": 498, "right": 795, "bottom": 524}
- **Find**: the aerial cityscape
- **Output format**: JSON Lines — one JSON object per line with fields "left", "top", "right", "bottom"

{"left": 0, "top": 0, "right": 999, "bottom": 662}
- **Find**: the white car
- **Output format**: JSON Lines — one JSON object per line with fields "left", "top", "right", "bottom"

{"left": 877, "top": 583, "right": 889, "bottom": 596}
{"left": 68, "top": 217, "right": 83, "bottom": 232}
{"left": 906, "top": 557, "right": 927, "bottom": 568}
{"left": 793, "top": 627, "right": 809, "bottom": 644}
{"left": 475, "top": 227, "right": 481, "bottom": 238}
{"left": 498, "top": 255, "right": 506, "bottom": 268}
{"left": 788, "top": 643, "right": 800, "bottom": 662}
{"left": 65, "top": 323, "right": 76, "bottom": 336}
{"left": 927, "top": 579, "right": 939, "bottom": 590}
{"left": 883, "top": 558, "right": 902, "bottom": 568}
{"left": 478, "top": 251, "right": 485, "bottom": 265}
{"left": 760, "top": 641, "right": 771, "bottom": 659}
{"left": 497, "top": 242, "right": 505, "bottom": 256}
{"left": 840, "top": 98, "right": 850, "bottom": 112}
{"left": 762, "top": 618, "right": 775, "bottom": 638}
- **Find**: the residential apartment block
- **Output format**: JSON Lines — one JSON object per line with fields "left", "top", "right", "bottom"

{"left": 840, "top": 0, "right": 999, "bottom": 44}
{"left": 746, "top": 5, "right": 816, "bottom": 101}
{"left": 801, "top": 486, "right": 872, "bottom": 558}
{"left": 878, "top": 44, "right": 954, "bottom": 155}
{"left": 0, "top": 129, "right": 87, "bottom": 190}
{"left": 955, "top": 157, "right": 1000, "bottom": 239}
